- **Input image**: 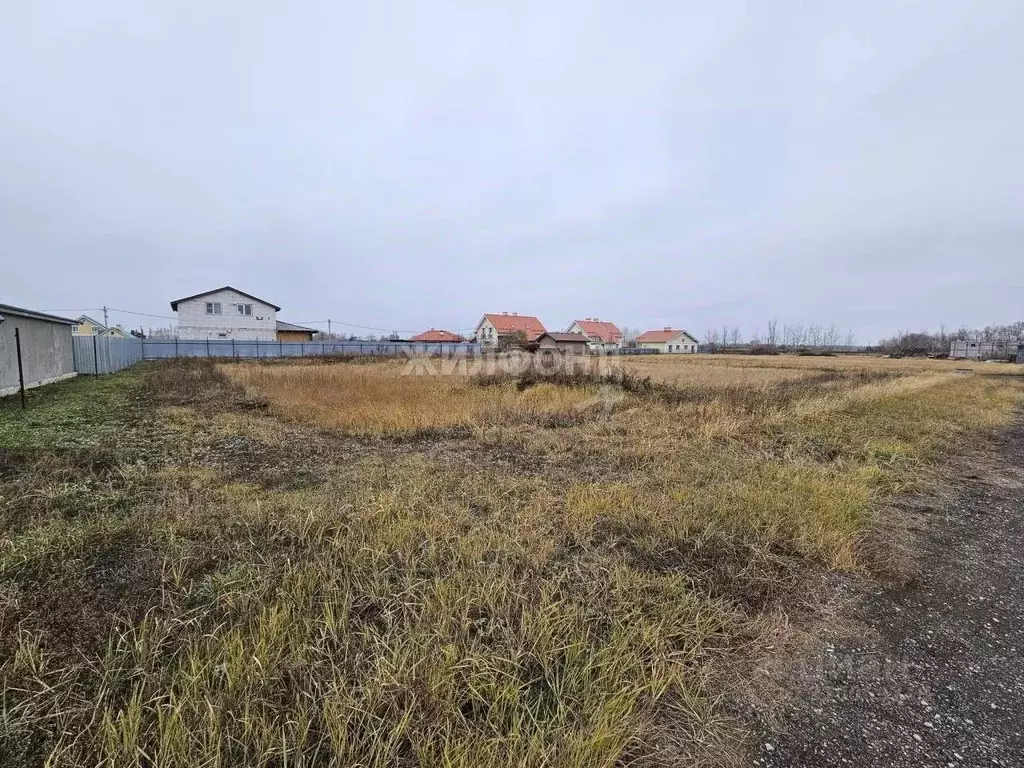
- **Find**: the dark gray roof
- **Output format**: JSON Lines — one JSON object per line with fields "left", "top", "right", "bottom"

{"left": 0, "top": 303, "right": 77, "bottom": 325}
{"left": 170, "top": 286, "right": 282, "bottom": 312}
{"left": 537, "top": 332, "right": 589, "bottom": 343}
{"left": 276, "top": 320, "right": 317, "bottom": 333}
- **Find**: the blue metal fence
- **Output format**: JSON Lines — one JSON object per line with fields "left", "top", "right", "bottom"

{"left": 71, "top": 338, "right": 655, "bottom": 371}
{"left": 139, "top": 339, "right": 485, "bottom": 360}
{"left": 73, "top": 335, "right": 144, "bottom": 374}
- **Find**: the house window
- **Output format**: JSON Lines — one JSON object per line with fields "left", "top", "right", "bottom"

{"left": 206, "top": 302, "right": 222, "bottom": 315}
{"left": 237, "top": 303, "right": 252, "bottom": 316}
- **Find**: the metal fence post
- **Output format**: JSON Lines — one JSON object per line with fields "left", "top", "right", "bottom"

{"left": 93, "top": 334, "right": 100, "bottom": 376}
{"left": 14, "top": 327, "right": 26, "bottom": 409}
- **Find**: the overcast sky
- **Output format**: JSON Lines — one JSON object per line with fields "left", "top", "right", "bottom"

{"left": 2, "top": 1, "right": 1021, "bottom": 341}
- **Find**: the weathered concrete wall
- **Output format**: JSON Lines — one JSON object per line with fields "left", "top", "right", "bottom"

{"left": 0, "top": 314, "right": 76, "bottom": 397}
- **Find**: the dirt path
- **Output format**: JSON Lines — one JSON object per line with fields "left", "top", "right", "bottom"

{"left": 759, "top": 422, "right": 1024, "bottom": 768}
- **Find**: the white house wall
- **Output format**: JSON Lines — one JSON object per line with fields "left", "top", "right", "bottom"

{"left": 176, "top": 289, "right": 277, "bottom": 341}
{"left": 565, "top": 322, "right": 621, "bottom": 350}
{"left": 475, "top": 318, "right": 500, "bottom": 346}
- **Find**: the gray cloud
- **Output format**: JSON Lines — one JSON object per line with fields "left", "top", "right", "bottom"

{"left": 2, "top": 1, "right": 1022, "bottom": 341}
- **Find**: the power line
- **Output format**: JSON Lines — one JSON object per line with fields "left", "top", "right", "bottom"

{"left": 107, "top": 307, "right": 178, "bottom": 320}
{"left": 47, "top": 307, "right": 476, "bottom": 333}
{"left": 43, "top": 307, "right": 178, "bottom": 321}
{"left": 294, "top": 319, "right": 479, "bottom": 334}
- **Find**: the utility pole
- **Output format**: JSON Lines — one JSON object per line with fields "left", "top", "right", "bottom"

{"left": 327, "top": 319, "right": 332, "bottom": 337}
{"left": 103, "top": 305, "right": 109, "bottom": 328}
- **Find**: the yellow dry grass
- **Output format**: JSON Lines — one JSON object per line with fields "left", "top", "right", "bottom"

{"left": 638, "top": 352, "right": 1023, "bottom": 375}
{"left": 3, "top": 355, "right": 1022, "bottom": 767}
{"left": 225, "top": 361, "right": 599, "bottom": 434}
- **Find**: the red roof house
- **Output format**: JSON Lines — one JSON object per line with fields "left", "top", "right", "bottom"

{"left": 410, "top": 329, "right": 463, "bottom": 343}
{"left": 476, "top": 313, "right": 547, "bottom": 344}
{"left": 566, "top": 318, "right": 623, "bottom": 346}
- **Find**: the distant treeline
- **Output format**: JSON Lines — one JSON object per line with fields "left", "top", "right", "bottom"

{"left": 876, "top": 322, "right": 1024, "bottom": 355}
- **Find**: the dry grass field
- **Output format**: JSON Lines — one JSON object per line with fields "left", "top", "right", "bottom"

{"left": 1, "top": 353, "right": 1022, "bottom": 767}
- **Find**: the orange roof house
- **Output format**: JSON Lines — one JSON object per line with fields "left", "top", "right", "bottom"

{"left": 475, "top": 313, "right": 547, "bottom": 344}
{"left": 566, "top": 318, "right": 623, "bottom": 346}
{"left": 636, "top": 327, "right": 700, "bottom": 353}
{"left": 410, "top": 329, "right": 463, "bottom": 343}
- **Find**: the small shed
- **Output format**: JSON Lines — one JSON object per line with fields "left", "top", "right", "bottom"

{"left": 0, "top": 303, "right": 77, "bottom": 397}
{"left": 533, "top": 332, "right": 590, "bottom": 354}
{"left": 276, "top": 321, "right": 317, "bottom": 342}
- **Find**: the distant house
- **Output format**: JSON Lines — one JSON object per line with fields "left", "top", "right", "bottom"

{"left": 475, "top": 313, "right": 546, "bottom": 347}
{"left": 534, "top": 332, "right": 589, "bottom": 355}
{"left": 72, "top": 315, "right": 106, "bottom": 336}
{"left": 411, "top": 329, "right": 464, "bottom": 343}
{"left": 566, "top": 318, "right": 622, "bottom": 350}
{"left": 950, "top": 340, "right": 1022, "bottom": 361}
{"left": 1, "top": 303, "right": 77, "bottom": 397}
{"left": 637, "top": 328, "right": 700, "bottom": 354}
{"left": 170, "top": 286, "right": 280, "bottom": 341}
{"left": 276, "top": 321, "right": 317, "bottom": 342}
{"left": 72, "top": 315, "right": 131, "bottom": 339}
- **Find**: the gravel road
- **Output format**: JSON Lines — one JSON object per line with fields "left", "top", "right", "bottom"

{"left": 758, "top": 422, "right": 1024, "bottom": 768}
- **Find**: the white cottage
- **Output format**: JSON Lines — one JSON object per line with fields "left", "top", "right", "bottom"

{"left": 636, "top": 328, "right": 700, "bottom": 354}
{"left": 170, "top": 286, "right": 280, "bottom": 341}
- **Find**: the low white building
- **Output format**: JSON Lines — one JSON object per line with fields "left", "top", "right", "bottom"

{"left": 170, "top": 286, "right": 280, "bottom": 341}
{"left": 636, "top": 328, "right": 700, "bottom": 354}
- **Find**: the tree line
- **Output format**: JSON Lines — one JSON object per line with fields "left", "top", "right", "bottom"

{"left": 876, "top": 322, "right": 1024, "bottom": 355}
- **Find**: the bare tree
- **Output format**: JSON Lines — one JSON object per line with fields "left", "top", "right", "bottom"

{"left": 621, "top": 326, "right": 642, "bottom": 347}
{"left": 766, "top": 318, "right": 778, "bottom": 348}
{"left": 823, "top": 323, "right": 839, "bottom": 351}
{"left": 784, "top": 323, "right": 805, "bottom": 347}
{"left": 705, "top": 328, "right": 721, "bottom": 351}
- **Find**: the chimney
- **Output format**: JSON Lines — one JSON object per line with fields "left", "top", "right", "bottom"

{"left": 512, "top": 312, "right": 518, "bottom": 316}
{"left": 664, "top": 326, "right": 672, "bottom": 332}
{"left": 502, "top": 311, "right": 508, "bottom": 315}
